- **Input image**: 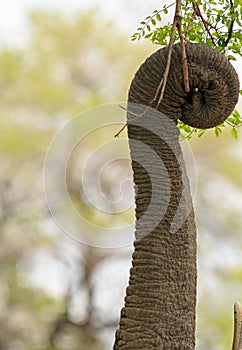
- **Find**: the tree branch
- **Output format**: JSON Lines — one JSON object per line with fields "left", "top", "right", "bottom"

{"left": 185, "top": 11, "right": 196, "bottom": 43}
{"left": 115, "top": 0, "right": 190, "bottom": 137}
{"left": 156, "top": 0, "right": 189, "bottom": 104}
{"left": 192, "top": 1, "right": 216, "bottom": 46}
{"left": 176, "top": 16, "right": 189, "bottom": 92}
{"left": 225, "top": 0, "right": 234, "bottom": 47}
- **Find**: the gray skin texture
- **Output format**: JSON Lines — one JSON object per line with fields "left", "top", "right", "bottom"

{"left": 113, "top": 43, "right": 239, "bottom": 350}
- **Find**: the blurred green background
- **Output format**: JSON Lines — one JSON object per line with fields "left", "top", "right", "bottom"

{"left": 0, "top": 2, "right": 242, "bottom": 349}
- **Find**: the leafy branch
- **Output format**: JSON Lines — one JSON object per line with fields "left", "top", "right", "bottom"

{"left": 130, "top": 0, "right": 242, "bottom": 140}
{"left": 179, "top": 107, "right": 242, "bottom": 141}
{"left": 130, "top": 4, "right": 175, "bottom": 41}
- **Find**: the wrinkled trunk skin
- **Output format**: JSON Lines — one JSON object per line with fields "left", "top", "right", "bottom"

{"left": 114, "top": 109, "right": 197, "bottom": 350}
{"left": 114, "top": 43, "right": 239, "bottom": 350}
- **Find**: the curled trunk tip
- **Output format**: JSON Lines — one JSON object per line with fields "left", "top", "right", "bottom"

{"left": 128, "top": 42, "right": 240, "bottom": 129}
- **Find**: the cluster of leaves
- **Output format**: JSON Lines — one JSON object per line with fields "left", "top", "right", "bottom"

{"left": 132, "top": 0, "right": 242, "bottom": 55}
{"left": 131, "top": 0, "right": 242, "bottom": 139}
{"left": 130, "top": 4, "right": 175, "bottom": 42}
{"left": 180, "top": 0, "right": 242, "bottom": 58}
{"left": 179, "top": 107, "right": 242, "bottom": 140}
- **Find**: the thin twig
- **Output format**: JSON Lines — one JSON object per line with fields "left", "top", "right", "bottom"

{"left": 192, "top": 1, "right": 216, "bottom": 46}
{"left": 225, "top": 0, "right": 234, "bottom": 47}
{"left": 149, "top": 77, "right": 164, "bottom": 106}
{"left": 176, "top": 15, "right": 190, "bottom": 92}
{"left": 118, "top": 104, "right": 140, "bottom": 118}
{"left": 156, "top": 0, "right": 183, "bottom": 106}
{"left": 115, "top": 105, "right": 150, "bottom": 137}
{"left": 135, "top": 2, "right": 176, "bottom": 40}
{"left": 114, "top": 123, "right": 127, "bottom": 138}
{"left": 185, "top": 11, "right": 196, "bottom": 43}
{"left": 114, "top": 105, "right": 133, "bottom": 137}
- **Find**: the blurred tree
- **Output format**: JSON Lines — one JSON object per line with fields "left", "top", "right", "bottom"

{"left": 191, "top": 129, "right": 242, "bottom": 349}
{"left": 0, "top": 5, "right": 241, "bottom": 350}
{"left": 0, "top": 8, "right": 152, "bottom": 350}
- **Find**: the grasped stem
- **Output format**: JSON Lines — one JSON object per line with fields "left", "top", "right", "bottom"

{"left": 157, "top": 0, "right": 190, "bottom": 104}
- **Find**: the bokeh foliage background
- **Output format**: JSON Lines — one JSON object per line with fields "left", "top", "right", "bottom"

{"left": 0, "top": 5, "right": 242, "bottom": 350}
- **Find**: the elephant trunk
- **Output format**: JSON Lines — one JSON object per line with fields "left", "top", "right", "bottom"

{"left": 114, "top": 43, "right": 239, "bottom": 350}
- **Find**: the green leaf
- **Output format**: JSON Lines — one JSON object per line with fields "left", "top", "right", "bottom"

{"left": 233, "top": 109, "right": 240, "bottom": 118}
{"left": 235, "top": 0, "right": 242, "bottom": 6}
{"left": 151, "top": 18, "right": 156, "bottom": 26}
{"left": 215, "top": 127, "right": 222, "bottom": 137}
{"left": 227, "top": 55, "right": 237, "bottom": 61}
{"left": 231, "top": 127, "right": 238, "bottom": 139}
{"left": 156, "top": 13, "right": 162, "bottom": 21}
{"left": 198, "top": 130, "right": 206, "bottom": 138}
{"left": 227, "top": 116, "right": 235, "bottom": 124}
{"left": 183, "top": 124, "right": 192, "bottom": 133}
